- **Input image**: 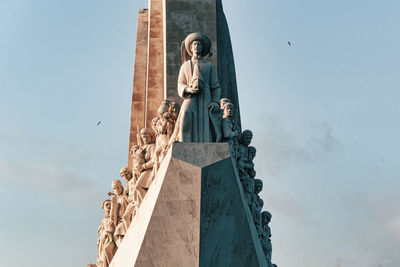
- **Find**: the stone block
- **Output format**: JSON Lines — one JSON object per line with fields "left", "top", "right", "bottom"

{"left": 111, "top": 143, "right": 267, "bottom": 267}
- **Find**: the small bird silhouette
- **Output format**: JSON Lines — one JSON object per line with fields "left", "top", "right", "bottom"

{"left": 97, "top": 121, "right": 101, "bottom": 126}
{"left": 288, "top": 41, "right": 292, "bottom": 46}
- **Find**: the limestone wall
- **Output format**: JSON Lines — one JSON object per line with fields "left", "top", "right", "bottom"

{"left": 128, "top": 8, "right": 149, "bottom": 168}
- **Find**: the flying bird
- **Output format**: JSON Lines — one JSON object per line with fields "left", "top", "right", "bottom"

{"left": 97, "top": 121, "right": 101, "bottom": 126}
{"left": 288, "top": 41, "right": 292, "bottom": 46}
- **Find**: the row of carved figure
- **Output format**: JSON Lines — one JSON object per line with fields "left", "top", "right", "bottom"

{"left": 236, "top": 129, "right": 276, "bottom": 267}
{"left": 93, "top": 100, "right": 179, "bottom": 267}
{"left": 93, "top": 100, "right": 276, "bottom": 267}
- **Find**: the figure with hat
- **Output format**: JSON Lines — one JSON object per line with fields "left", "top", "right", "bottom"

{"left": 171, "top": 32, "right": 222, "bottom": 143}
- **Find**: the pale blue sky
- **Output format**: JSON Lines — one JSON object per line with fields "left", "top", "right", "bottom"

{"left": 1, "top": 0, "right": 399, "bottom": 266}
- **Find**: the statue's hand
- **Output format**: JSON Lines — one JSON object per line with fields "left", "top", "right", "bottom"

{"left": 185, "top": 87, "right": 198, "bottom": 95}
{"left": 208, "top": 102, "right": 219, "bottom": 110}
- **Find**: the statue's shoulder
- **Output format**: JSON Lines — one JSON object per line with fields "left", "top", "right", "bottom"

{"left": 181, "top": 60, "right": 191, "bottom": 67}
{"left": 203, "top": 59, "right": 216, "bottom": 70}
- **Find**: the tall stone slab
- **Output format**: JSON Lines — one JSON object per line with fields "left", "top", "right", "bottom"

{"left": 111, "top": 143, "right": 267, "bottom": 267}
{"left": 200, "top": 158, "right": 266, "bottom": 266}
{"left": 128, "top": 8, "right": 149, "bottom": 168}
{"left": 145, "top": 0, "right": 165, "bottom": 128}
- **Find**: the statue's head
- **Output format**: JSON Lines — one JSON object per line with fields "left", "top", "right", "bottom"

{"left": 223, "top": 102, "right": 235, "bottom": 118}
{"left": 111, "top": 179, "right": 123, "bottom": 196}
{"left": 140, "top": 128, "right": 155, "bottom": 144}
{"left": 120, "top": 167, "right": 132, "bottom": 181}
{"left": 184, "top": 32, "right": 212, "bottom": 58}
{"left": 191, "top": 40, "right": 203, "bottom": 57}
{"left": 248, "top": 168, "right": 256, "bottom": 178}
{"left": 158, "top": 100, "right": 171, "bottom": 116}
{"left": 262, "top": 211, "right": 272, "bottom": 224}
{"left": 169, "top": 102, "right": 180, "bottom": 118}
{"left": 254, "top": 178, "right": 263, "bottom": 194}
{"left": 220, "top": 98, "right": 231, "bottom": 109}
{"left": 240, "top": 130, "right": 253, "bottom": 146}
{"left": 101, "top": 199, "right": 111, "bottom": 212}
{"left": 130, "top": 145, "right": 140, "bottom": 158}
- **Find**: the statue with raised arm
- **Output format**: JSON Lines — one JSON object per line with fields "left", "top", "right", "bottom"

{"left": 171, "top": 32, "right": 221, "bottom": 143}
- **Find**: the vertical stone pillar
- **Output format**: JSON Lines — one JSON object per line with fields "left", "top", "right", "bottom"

{"left": 164, "top": 0, "right": 217, "bottom": 104}
{"left": 128, "top": 8, "right": 149, "bottom": 168}
{"left": 145, "top": 0, "right": 165, "bottom": 128}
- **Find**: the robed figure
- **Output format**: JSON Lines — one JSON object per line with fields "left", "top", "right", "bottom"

{"left": 172, "top": 32, "right": 222, "bottom": 143}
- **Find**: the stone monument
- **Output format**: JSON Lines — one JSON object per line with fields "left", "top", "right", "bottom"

{"left": 88, "top": 1, "right": 276, "bottom": 266}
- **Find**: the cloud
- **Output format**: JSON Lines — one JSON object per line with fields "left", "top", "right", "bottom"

{"left": 252, "top": 114, "right": 343, "bottom": 175}
{"left": 0, "top": 158, "right": 101, "bottom": 204}
{"left": 0, "top": 127, "right": 104, "bottom": 204}
{"left": 339, "top": 192, "right": 400, "bottom": 267}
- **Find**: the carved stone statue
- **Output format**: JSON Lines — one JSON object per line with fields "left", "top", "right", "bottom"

{"left": 151, "top": 117, "right": 159, "bottom": 137}
{"left": 237, "top": 130, "right": 253, "bottom": 179}
{"left": 153, "top": 100, "right": 172, "bottom": 173}
{"left": 220, "top": 97, "right": 231, "bottom": 110}
{"left": 134, "top": 128, "right": 156, "bottom": 204}
{"left": 260, "top": 211, "right": 273, "bottom": 266}
{"left": 222, "top": 101, "right": 239, "bottom": 159}
{"left": 167, "top": 101, "right": 180, "bottom": 139}
{"left": 109, "top": 179, "right": 128, "bottom": 247}
{"left": 97, "top": 199, "right": 116, "bottom": 267}
{"left": 246, "top": 146, "right": 256, "bottom": 178}
{"left": 253, "top": 179, "right": 264, "bottom": 234}
{"left": 130, "top": 145, "right": 145, "bottom": 179}
{"left": 118, "top": 167, "right": 138, "bottom": 234}
{"left": 243, "top": 177, "right": 255, "bottom": 206}
{"left": 171, "top": 32, "right": 221, "bottom": 143}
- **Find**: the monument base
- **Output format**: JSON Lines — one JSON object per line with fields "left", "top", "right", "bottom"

{"left": 110, "top": 143, "right": 267, "bottom": 267}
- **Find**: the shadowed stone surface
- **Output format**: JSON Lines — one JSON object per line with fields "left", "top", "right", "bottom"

{"left": 171, "top": 142, "right": 230, "bottom": 168}
{"left": 200, "top": 158, "right": 267, "bottom": 267}
{"left": 216, "top": 0, "right": 241, "bottom": 128}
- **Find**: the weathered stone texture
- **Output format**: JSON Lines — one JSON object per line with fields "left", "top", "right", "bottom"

{"left": 146, "top": 0, "right": 165, "bottom": 128}
{"left": 112, "top": 143, "right": 266, "bottom": 267}
{"left": 200, "top": 158, "right": 267, "bottom": 267}
{"left": 110, "top": 145, "right": 203, "bottom": 267}
{"left": 129, "top": 8, "right": 149, "bottom": 169}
